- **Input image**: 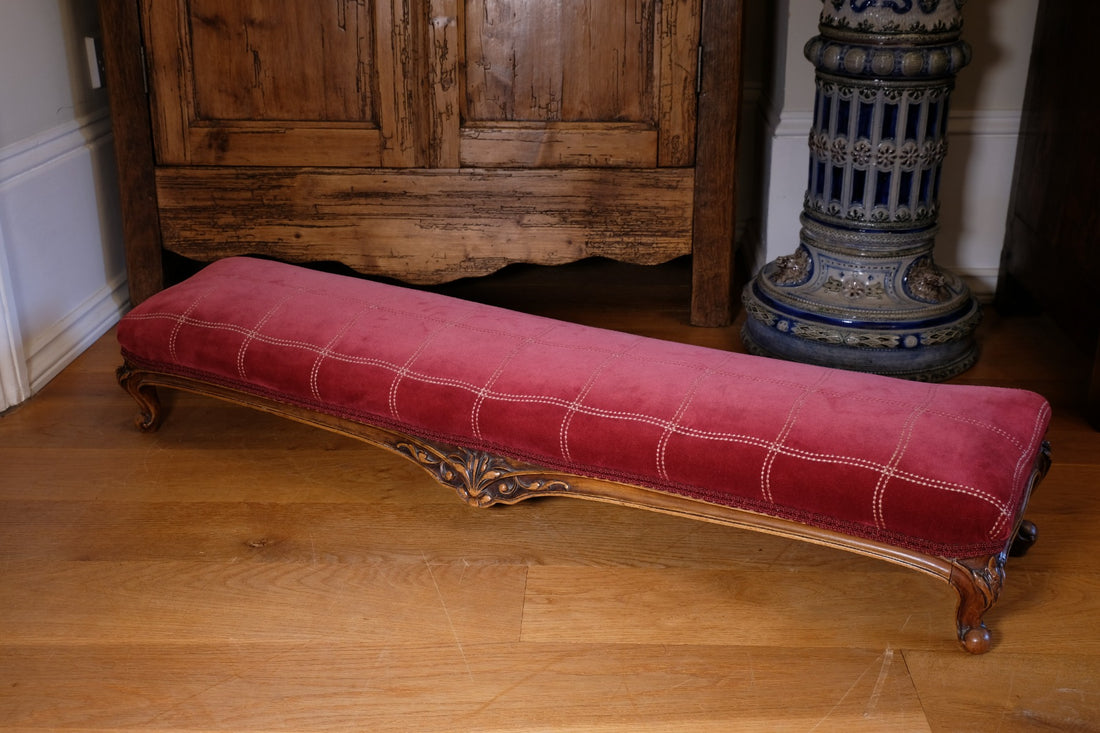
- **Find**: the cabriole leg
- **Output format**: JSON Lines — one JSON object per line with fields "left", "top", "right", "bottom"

{"left": 949, "top": 552, "right": 1006, "bottom": 654}
{"left": 115, "top": 363, "right": 163, "bottom": 432}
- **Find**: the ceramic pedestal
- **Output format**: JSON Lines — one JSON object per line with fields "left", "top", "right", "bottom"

{"left": 742, "top": 0, "right": 980, "bottom": 381}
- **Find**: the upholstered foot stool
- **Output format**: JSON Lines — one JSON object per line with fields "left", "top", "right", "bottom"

{"left": 116, "top": 257, "right": 1052, "bottom": 653}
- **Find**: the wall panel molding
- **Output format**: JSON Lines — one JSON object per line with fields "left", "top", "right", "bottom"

{"left": 0, "top": 108, "right": 127, "bottom": 406}
{"left": 0, "top": 109, "right": 113, "bottom": 184}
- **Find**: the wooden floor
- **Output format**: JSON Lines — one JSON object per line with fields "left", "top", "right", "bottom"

{"left": 2, "top": 258, "right": 1099, "bottom": 732}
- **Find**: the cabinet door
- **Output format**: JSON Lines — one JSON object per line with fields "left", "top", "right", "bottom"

{"left": 143, "top": 0, "right": 700, "bottom": 170}
{"left": 141, "top": 0, "right": 426, "bottom": 167}
{"left": 452, "top": 0, "right": 700, "bottom": 168}
{"left": 136, "top": 0, "right": 721, "bottom": 296}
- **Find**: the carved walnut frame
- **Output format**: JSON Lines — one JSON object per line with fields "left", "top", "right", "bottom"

{"left": 118, "top": 361, "right": 1050, "bottom": 654}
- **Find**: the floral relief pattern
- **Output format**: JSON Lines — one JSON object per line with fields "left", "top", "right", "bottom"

{"left": 808, "top": 135, "right": 947, "bottom": 172}
{"left": 828, "top": 0, "right": 955, "bottom": 15}
{"left": 821, "top": 0, "right": 964, "bottom": 35}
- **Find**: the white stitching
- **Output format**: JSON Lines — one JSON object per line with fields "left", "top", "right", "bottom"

{"left": 760, "top": 370, "right": 830, "bottom": 504}
{"left": 470, "top": 322, "right": 557, "bottom": 442}
{"left": 236, "top": 295, "right": 293, "bottom": 380}
{"left": 558, "top": 342, "right": 638, "bottom": 463}
{"left": 166, "top": 292, "right": 210, "bottom": 362}
{"left": 656, "top": 357, "right": 728, "bottom": 481}
{"left": 309, "top": 305, "right": 374, "bottom": 402}
{"left": 387, "top": 310, "right": 480, "bottom": 421}
{"left": 989, "top": 400, "right": 1052, "bottom": 539}
{"left": 872, "top": 384, "right": 936, "bottom": 528}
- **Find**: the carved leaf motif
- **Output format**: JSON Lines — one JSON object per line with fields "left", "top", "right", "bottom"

{"left": 393, "top": 440, "right": 571, "bottom": 507}
{"left": 964, "top": 553, "right": 1006, "bottom": 611}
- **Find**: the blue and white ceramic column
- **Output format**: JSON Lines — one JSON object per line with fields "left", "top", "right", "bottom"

{"left": 742, "top": 0, "right": 980, "bottom": 381}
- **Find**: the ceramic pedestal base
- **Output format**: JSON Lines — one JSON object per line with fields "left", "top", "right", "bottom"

{"left": 742, "top": 217, "right": 981, "bottom": 382}
{"left": 743, "top": 0, "right": 980, "bottom": 381}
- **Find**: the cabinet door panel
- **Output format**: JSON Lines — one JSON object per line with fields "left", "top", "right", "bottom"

{"left": 143, "top": 0, "right": 700, "bottom": 169}
{"left": 142, "top": 0, "right": 422, "bottom": 167}
{"left": 186, "top": 2, "right": 372, "bottom": 122}
{"left": 464, "top": 0, "right": 653, "bottom": 123}
{"left": 458, "top": 0, "right": 700, "bottom": 168}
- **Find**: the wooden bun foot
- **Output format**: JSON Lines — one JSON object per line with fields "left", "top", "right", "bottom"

{"left": 961, "top": 625, "right": 992, "bottom": 654}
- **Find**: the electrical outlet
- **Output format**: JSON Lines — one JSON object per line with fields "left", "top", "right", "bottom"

{"left": 84, "top": 36, "right": 105, "bottom": 89}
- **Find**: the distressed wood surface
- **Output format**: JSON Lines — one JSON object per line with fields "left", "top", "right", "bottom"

{"left": 140, "top": 0, "right": 400, "bottom": 166}
{"left": 462, "top": 0, "right": 657, "bottom": 123}
{"left": 185, "top": 0, "right": 375, "bottom": 122}
{"left": 428, "top": 0, "right": 461, "bottom": 167}
{"left": 2, "top": 258, "right": 1099, "bottom": 730}
{"left": 690, "top": 0, "right": 743, "bottom": 326}
{"left": 102, "top": 0, "right": 736, "bottom": 321}
{"left": 460, "top": 0, "right": 699, "bottom": 168}
{"left": 459, "top": 122, "right": 659, "bottom": 167}
{"left": 658, "top": 0, "right": 702, "bottom": 166}
{"left": 140, "top": 0, "right": 700, "bottom": 171}
{"left": 154, "top": 166, "right": 694, "bottom": 282}
{"left": 98, "top": 0, "right": 163, "bottom": 304}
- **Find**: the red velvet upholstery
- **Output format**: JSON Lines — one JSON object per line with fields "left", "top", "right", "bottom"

{"left": 118, "top": 257, "right": 1051, "bottom": 557}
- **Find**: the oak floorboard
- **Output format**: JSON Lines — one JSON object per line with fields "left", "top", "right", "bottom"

{"left": 0, "top": 494, "right": 919, "bottom": 571}
{"left": 1, "top": 643, "right": 929, "bottom": 732}
{"left": 522, "top": 564, "right": 969, "bottom": 653}
{"left": 904, "top": 651, "right": 1100, "bottom": 732}
{"left": 2, "top": 258, "right": 1099, "bottom": 730}
{"left": 0, "top": 559, "right": 525, "bottom": 646}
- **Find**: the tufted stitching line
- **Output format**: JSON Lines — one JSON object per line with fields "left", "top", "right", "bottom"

{"left": 656, "top": 355, "right": 730, "bottom": 482}
{"left": 872, "top": 384, "right": 936, "bottom": 529}
{"left": 558, "top": 341, "right": 640, "bottom": 464}
{"left": 760, "top": 370, "right": 831, "bottom": 504}
{"left": 309, "top": 304, "right": 375, "bottom": 403}
{"left": 387, "top": 310, "right": 479, "bottom": 422}
{"left": 166, "top": 290, "right": 212, "bottom": 362}
{"left": 470, "top": 322, "right": 558, "bottom": 442}
{"left": 990, "top": 399, "right": 1052, "bottom": 539}
{"left": 236, "top": 295, "right": 293, "bottom": 380}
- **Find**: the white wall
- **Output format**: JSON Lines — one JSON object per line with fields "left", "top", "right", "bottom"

{"left": 748, "top": 0, "right": 1039, "bottom": 298}
{"left": 0, "top": 1, "right": 128, "bottom": 410}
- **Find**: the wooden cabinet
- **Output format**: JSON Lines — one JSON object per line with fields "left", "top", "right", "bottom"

{"left": 100, "top": 0, "right": 742, "bottom": 325}
{"left": 997, "top": 0, "right": 1100, "bottom": 427}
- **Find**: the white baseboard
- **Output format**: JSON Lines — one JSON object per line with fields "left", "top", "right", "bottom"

{"left": 956, "top": 268, "right": 1000, "bottom": 303}
{"left": 26, "top": 274, "right": 129, "bottom": 394}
